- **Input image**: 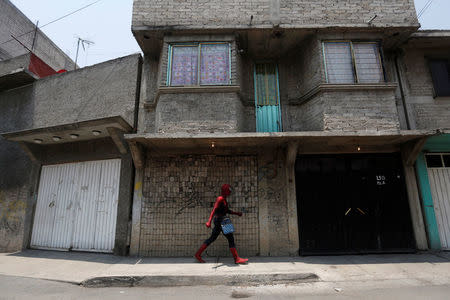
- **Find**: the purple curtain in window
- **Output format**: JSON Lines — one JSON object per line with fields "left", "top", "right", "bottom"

{"left": 200, "top": 44, "right": 230, "bottom": 85}
{"left": 170, "top": 46, "right": 198, "bottom": 86}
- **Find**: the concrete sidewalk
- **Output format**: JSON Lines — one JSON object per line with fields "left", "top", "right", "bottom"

{"left": 0, "top": 250, "right": 449, "bottom": 287}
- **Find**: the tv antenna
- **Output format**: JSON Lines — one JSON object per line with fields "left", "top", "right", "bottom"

{"left": 74, "top": 37, "right": 94, "bottom": 69}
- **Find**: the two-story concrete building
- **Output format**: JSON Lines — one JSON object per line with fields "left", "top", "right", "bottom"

{"left": 1, "top": 0, "right": 449, "bottom": 258}
{"left": 124, "top": 0, "right": 446, "bottom": 257}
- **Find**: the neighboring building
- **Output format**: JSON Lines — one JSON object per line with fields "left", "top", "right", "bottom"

{"left": 0, "top": 0, "right": 73, "bottom": 69}
{"left": 398, "top": 31, "right": 450, "bottom": 250}
{"left": 0, "top": 0, "right": 75, "bottom": 252}
{"left": 1, "top": 0, "right": 449, "bottom": 257}
{"left": 1, "top": 54, "right": 142, "bottom": 254}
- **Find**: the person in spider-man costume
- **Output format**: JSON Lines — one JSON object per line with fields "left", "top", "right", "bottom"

{"left": 194, "top": 184, "right": 248, "bottom": 264}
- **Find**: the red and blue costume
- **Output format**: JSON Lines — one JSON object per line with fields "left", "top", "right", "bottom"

{"left": 195, "top": 184, "right": 248, "bottom": 264}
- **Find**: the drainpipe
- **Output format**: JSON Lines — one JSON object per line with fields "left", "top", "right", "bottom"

{"left": 394, "top": 53, "right": 411, "bottom": 130}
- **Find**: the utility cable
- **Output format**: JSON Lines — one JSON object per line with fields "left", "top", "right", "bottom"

{"left": 0, "top": 0, "right": 102, "bottom": 46}
{"left": 417, "top": 0, "right": 435, "bottom": 19}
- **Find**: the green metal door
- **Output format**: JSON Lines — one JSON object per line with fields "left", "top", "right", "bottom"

{"left": 254, "top": 63, "right": 282, "bottom": 132}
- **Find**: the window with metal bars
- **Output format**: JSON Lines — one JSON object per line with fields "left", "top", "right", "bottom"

{"left": 425, "top": 154, "right": 450, "bottom": 168}
{"left": 428, "top": 59, "right": 450, "bottom": 97}
{"left": 167, "top": 42, "right": 231, "bottom": 86}
{"left": 323, "top": 41, "right": 385, "bottom": 84}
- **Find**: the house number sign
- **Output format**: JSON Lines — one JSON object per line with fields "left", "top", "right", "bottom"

{"left": 376, "top": 175, "right": 386, "bottom": 185}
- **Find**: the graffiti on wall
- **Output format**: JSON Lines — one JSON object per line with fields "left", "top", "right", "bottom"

{"left": 0, "top": 189, "right": 26, "bottom": 233}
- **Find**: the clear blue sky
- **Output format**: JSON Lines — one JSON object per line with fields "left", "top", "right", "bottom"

{"left": 9, "top": 0, "right": 450, "bottom": 68}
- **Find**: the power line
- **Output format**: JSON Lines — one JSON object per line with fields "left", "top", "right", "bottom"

{"left": 418, "top": 0, "right": 435, "bottom": 19}
{"left": 0, "top": 0, "right": 102, "bottom": 47}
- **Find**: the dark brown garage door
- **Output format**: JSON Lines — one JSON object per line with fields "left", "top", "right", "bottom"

{"left": 296, "top": 154, "right": 415, "bottom": 255}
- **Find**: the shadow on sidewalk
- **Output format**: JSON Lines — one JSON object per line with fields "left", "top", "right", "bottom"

{"left": 6, "top": 249, "right": 450, "bottom": 265}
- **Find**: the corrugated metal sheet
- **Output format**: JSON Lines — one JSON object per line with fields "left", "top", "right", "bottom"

{"left": 428, "top": 168, "right": 450, "bottom": 250}
{"left": 31, "top": 159, "right": 121, "bottom": 252}
{"left": 256, "top": 105, "right": 281, "bottom": 132}
{"left": 254, "top": 63, "right": 282, "bottom": 132}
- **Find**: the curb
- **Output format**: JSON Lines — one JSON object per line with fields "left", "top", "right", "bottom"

{"left": 81, "top": 273, "right": 319, "bottom": 288}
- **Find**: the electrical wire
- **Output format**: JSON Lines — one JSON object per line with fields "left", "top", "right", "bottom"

{"left": 0, "top": 0, "right": 102, "bottom": 46}
{"left": 417, "top": 0, "right": 435, "bottom": 19}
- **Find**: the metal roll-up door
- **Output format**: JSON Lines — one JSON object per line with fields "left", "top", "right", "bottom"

{"left": 30, "top": 159, "right": 121, "bottom": 252}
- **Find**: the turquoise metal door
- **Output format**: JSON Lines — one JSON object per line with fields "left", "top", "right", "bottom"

{"left": 254, "top": 63, "right": 282, "bottom": 132}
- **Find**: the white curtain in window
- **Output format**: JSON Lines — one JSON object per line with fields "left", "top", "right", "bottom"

{"left": 353, "top": 43, "right": 383, "bottom": 83}
{"left": 170, "top": 46, "right": 198, "bottom": 86}
{"left": 324, "top": 42, "right": 355, "bottom": 84}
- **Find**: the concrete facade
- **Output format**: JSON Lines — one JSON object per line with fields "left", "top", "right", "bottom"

{"left": 132, "top": 0, "right": 418, "bottom": 29}
{"left": 399, "top": 33, "right": 450, "bottom": 251}
{"left": 0, "top": 1, "right": 77, "bottom": 253}
{"left": 2, "top": 0, "right": 450, "bottom": 258}
{"left": 128, "top": 0, "right": 439, "bottom": 257}
{"left": 398, "top": 34, "right": 450, "bottom": 130}
{"left": 0, "top": 54, "right": 142, "bottom": 254}
{"left": 31, "top": 54, "right": 141, "bottom": 129}
{"left": 0, "top": 86, "right": 34, "bottom": 252}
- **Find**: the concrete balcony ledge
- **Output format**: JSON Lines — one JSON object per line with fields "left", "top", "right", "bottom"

{"left": 2, "top": 116, "right": 132, "bottom": 145}
{"left": 290, "top": 83, "right": 398, "bottom": 105}
{"left": 144, "top": 85, "right": 241, "bottom": 109}
{"left": 125, "top": 129, "right": 437, "bottom": 155}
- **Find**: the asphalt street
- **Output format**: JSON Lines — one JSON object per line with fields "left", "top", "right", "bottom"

{"left": 1, "top": 274, "right": 450, "bottom": 300}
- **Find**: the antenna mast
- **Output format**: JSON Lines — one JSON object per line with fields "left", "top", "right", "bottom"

{"left": 74, "top": 37, "right": 94, "bottom": 69}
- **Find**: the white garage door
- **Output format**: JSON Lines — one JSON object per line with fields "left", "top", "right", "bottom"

{"left": 31, "top": 159, "right": 121, "bottom": 252}
{"left": 426, "top": 154, "right": 450, "bottom": 250}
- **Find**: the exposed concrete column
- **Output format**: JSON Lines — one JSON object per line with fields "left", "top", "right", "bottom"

{"left": 130, "top": 167, "right": 144, "bottom": 256}
{"left": 257, "top": 151, "right": 270, "bottom": 256}
{"left": 401, "top": 139, "right": 428, "bottom": 250}
{"left": 128, "top": 142, "right": 146, "bottom": 256}
{"left": 286, "top": 142, "right": 299, "bottom": 256}
{"left": 114, "top": 154, "right": 135, "bottom": 256}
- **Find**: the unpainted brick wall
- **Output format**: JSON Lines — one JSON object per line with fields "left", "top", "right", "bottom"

{"left": 155, "top": 92, "right": 244, "bottom": 133}
{"left": 285, "top": 37, "right": 324, "bottom": 99}
{"left": 133, "top": 0, "right": 418, "bottom": 29}
{"left": 322, "top": 90, "right": 400, "bottom": 131}
{"left": 288, "top": 97, "right": 324, "bottom": 131}
{"left": 287, "top": 89, "right": 400, "bottom": 132}
{"left": 403, "top": 48, "right": 435, "bottom": 97}
{"left": 412, "top": 103, "right": 450, "bottom": 130}
{"left": 401, "top": 46, "right": 450, "bottom": 129}
{"left": 139, "top": 155, "right": 258, "bottom": 257}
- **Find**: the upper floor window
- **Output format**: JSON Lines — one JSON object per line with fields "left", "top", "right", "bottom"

{"left": 429, "top": 59, "right": 450, "bottom": 97}
{"left": 323, "top": 41, "right": 384, "bottom": 84}
{"left": 167, "top": 42, "right": 231, "bottom": 86}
